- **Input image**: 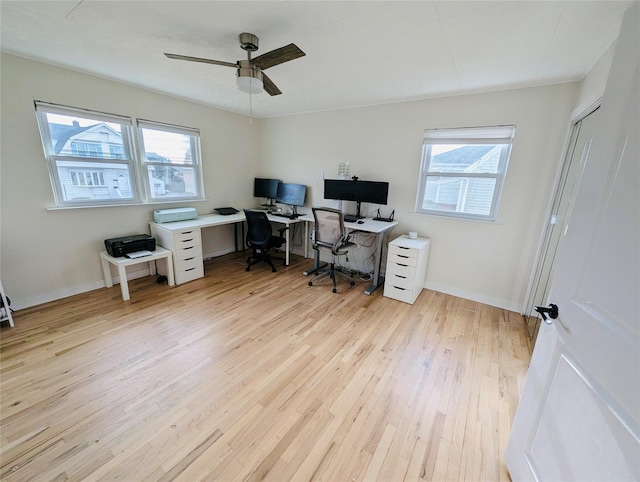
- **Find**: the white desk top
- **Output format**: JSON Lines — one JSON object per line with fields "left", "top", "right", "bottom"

{"left": 150, "top": 211, "right": 304, "bottom": 232}
{"left": 298, "top": 214, "right": 398, "bottom": 234}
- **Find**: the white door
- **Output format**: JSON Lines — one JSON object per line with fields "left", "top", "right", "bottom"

{"left": 505, "top": 4, "right": 639, "bottom": 481}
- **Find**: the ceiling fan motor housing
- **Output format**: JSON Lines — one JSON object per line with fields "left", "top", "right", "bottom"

{"left": 237, "top": 60, "right": 263, "bottom": 81}
{"left": 239, "top": 33, "right": 259, "bottom": 52}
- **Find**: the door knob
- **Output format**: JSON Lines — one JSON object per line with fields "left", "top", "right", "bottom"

{"left": 535, "top": 303, "right": 559, "bottom": 324}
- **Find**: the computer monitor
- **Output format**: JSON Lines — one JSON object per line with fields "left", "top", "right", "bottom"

{"left": 276, "top": 182, "right": 307, "bottom": 215}
{"left": 254, "top": 178, "right": 280, "bottom": 207}
{"left": 324, "top": 178, "right": 389, "bottom": 219}
{"left": 356, "top": 181, "right": 389, "bottom": 205}
{"left": 324, "top": 179, "right": 357, "bottom": 201}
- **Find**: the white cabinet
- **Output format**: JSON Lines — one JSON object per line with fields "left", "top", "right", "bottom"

{"left": 151, "top": 224, "right": 204, "bottom": 285}
{"left": 383, "top": 235, "right": 430, "bottom": 304}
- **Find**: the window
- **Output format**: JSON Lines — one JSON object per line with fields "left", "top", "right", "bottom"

{"left": 416, "top": 125, "right": 515, "bottom": 221}
{"left": 35, "top": 102, "right": 204, "bottom": 207}
{"left": 137, "top": 120, "right": 204, "bottom": 202}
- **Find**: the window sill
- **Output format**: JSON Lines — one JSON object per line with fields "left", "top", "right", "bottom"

{"left": 46, "top": 198, "right": 209, "bottom": 211}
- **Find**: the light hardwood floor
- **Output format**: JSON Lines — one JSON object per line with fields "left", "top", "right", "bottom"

{"left": 0, "top": 252, "right": 531, "bottom": 481}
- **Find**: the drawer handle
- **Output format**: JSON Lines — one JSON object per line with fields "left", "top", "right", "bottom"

{"left": 181, "top": 238, "right": 194, "bottom": 243}
{"left": 399, "top": 247, "right": 410, "bottom": 250}
{"left": 184, "top": 257, "right": 195, "bottom": 261}
{"left": 397, "top": 255, "right": 409, "bottom": 259}
{"left": 180, "top": 231, "right": 194, "bottom": 235}
{"left": 398, "top": 263, "right": 408, "bottom": 267}
{"left": 183, "top": 246, "right": 194, "bottom": 250}
{"left": 393, "top": 286, "right": 406, "bottom": 290}
{"left": 185, "top": 267, "right": 195, "bottom": 272}
{"left": 394, "top": 274, "right": 407, "bottom": 279}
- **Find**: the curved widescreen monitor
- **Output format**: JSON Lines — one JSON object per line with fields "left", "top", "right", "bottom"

{"left": 276, "top": 182, "right": 307, "bottom": 207}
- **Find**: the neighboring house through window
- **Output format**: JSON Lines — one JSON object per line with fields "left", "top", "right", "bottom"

{"left": 34, "top": 102, "right": 205, "bottom": 207}
{"left": 416, "top": 125, "right": 515, "bottom": 221}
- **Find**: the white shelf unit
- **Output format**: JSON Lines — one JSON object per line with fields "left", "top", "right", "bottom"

{"left": 383, "top": 235, "right": 430, "bottom": 304}
{"left": 0, "top": 279, "right": 14, "bottom": 327}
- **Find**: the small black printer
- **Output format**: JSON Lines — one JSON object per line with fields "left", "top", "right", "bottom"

{"left": 104, "top": 234, "right": 156, "bottom": 257}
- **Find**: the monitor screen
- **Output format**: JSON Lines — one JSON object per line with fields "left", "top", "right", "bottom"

{"left": 324, "top": 179, "right": 388, "bottom": 205}
{"left": 276, "top": 182, "right": 307, "bottom": 207}
{"left": 254, "top": 178, "right": 280, "bottom": 199}
{"left": 324, "top": 179, "right": 357, "bottom": 201}
{"left": 356, "top": 181, "right": 389, "bottom": 205}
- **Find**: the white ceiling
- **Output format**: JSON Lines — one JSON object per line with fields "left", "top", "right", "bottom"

{"left": 0, "top": 1, "right": 632, "bottom": 118}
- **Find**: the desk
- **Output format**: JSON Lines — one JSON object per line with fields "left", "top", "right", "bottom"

{"left": 100, "top": 247, "right": 174, "bottom": 300}
{"left": 150, "top": 212, "right": 303, "bottom": 285}
{"left": 299, "top": 214, "right": 398, "bottom": 295}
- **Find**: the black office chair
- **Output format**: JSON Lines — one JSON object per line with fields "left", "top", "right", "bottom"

{"left": 244, "top": 209, "right": 288, "bottom": 272}
{"left": 308, "top": 207, "right": 356, "bottom": 293}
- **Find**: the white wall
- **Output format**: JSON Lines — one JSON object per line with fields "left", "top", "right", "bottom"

{"left": 261, "top": 84, "right": 579, "bottom": 311}
{"left": 1, "top": 53, "right": 261, "bottom": 309}
{"left": 1, "top": 52, "right": 584, "bottom": 312}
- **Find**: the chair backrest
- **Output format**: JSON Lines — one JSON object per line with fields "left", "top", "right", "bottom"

{"left": 244, "top": 209, "right": 272, "bottom": 248}
{"left": 312, "top": 207, "right": 346, "bottom": 253}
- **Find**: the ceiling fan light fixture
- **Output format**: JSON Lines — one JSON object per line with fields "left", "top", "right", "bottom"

{"left": 237, "top": 75, "right": 264, "bottom": 94}
{"left": 237, "top": 60, "right": 264, "bottom": 94}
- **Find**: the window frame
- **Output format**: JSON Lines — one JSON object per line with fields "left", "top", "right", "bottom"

{"left": 34, "top": 102, "right": 205, "bottom": 208}
{"left": 136, "top": 119, "right": 205, "bottom": 203}
{"left": 415, "top": 125, "right": 515, "bottom": 222}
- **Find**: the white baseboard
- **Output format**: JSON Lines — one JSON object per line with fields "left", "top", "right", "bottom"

{"left": 14, "top": 259, "right": 521, "bottom": 315}
{"left": 204, "top": 248, "right": 236, "bottom": 259}
{"left": 13, "top": 267, "right": 151, "bottom": 311}
{"left": 423, "top": 281, "right": 521, "bottom": 313}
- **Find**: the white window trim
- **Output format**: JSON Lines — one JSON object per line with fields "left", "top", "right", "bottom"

{"left": 416, "top": 125, "right": 515, "bottom": 222}
{"left": 35, "top": 101, "right": 205, "bottom": 208}
{"left": 136, "top": 119, "right": 205, "bottom": 203}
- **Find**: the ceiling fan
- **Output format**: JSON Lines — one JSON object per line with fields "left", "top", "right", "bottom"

{"left": 164, "top": 33, "right": 305, "bottom": 96}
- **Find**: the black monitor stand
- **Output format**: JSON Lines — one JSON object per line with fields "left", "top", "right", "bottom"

{"left": 260, "top": 198, "right": 276, "bottom": 210}
{"left": 344, "top": 201, "right": 364, "bottom": 223}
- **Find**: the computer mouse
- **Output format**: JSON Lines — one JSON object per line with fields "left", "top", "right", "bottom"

{"left": 357, "top": 220, "right": 364, "bottom": 224}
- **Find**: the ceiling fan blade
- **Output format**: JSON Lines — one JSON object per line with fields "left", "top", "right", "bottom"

{"left": 252, "top": 44, "right": 305, "bottom": 70}
{"left": 164, "top": 53, "right": 237, "bottom": 68}
{"left": 262, "top": 73, "right": 282, "bottom": 96}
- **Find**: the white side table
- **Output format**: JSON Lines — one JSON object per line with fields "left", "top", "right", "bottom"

{"left": 100, "top": 248, "right": 175, "bottom": 301}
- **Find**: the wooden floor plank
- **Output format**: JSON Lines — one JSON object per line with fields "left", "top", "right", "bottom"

{"left": 1, "top": 252, "right": 531, "bottom": 481}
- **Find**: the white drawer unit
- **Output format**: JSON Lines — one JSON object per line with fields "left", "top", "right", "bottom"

{"left": 383, "top": 235, "right": 430, "bottom": 304}
{"left": 150, "top": 224, "right": 204, "bottom": 285}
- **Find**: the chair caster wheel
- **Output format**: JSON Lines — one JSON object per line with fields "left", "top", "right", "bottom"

{"left": 350, "top": 281, "right": 355, "bottom": 286}
{"left": 272, "top": 268, "right": 276, "bottom": 273}
{"left": 332, "top": 288, "right": 337, "bottom": 293}
{"left": 308, "top": 281, "right": 313, "bottom": 286}
{"left": 246, "top": 267, "right": 250, "bottom": 272}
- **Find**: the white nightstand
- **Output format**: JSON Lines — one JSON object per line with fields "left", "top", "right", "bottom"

{"left": 383, "top": 235, "right": 430, "bottom": 304}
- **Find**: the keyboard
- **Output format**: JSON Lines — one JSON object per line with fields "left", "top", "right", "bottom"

{"left": 272, "top": 213, "right": 298, "bottom": 219}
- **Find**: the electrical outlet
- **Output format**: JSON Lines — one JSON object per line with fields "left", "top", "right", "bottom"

{"left": 317, "top": 170, "right": 324, "bottom": 180}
